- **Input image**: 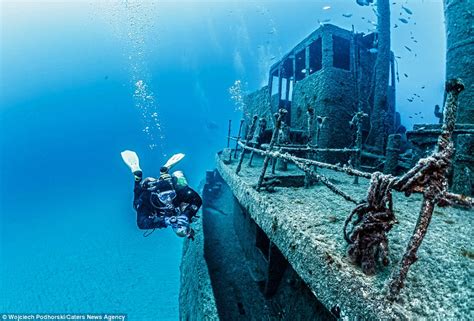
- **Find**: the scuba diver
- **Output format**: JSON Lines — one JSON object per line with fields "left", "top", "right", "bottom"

{"left": 121, "top": 150, "right": 202, "bottom": 240}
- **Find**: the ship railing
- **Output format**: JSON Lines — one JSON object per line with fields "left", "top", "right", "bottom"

{"left": 227, "top": 79, "right": 473, "bottom": 301}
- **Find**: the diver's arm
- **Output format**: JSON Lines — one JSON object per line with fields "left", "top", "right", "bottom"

{"left": 176, "top": 186, "right": 202, "bottom": 220}
{"left": 136, "top": 210, "right": 166, "bottom": 230}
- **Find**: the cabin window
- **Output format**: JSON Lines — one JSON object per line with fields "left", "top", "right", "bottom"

{"left": 281, "top": 78, "right": 288, "bottom": 100}
{"left": 295, "top": 50, "right": 306, "bottom": 81}
{"left": 271, "top": 75, "right": 279, "bottom": 96}
{"left": 333, "top": 35, "right": 351, "bottom": 70}
{"left": 288, "top": 79, "right": 294, "bottom": 101}
{"left": 309, "top": 37, "right": 322, "bottom": 74}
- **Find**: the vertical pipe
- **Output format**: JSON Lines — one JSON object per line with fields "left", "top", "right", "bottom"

{"left": 236, "top": 115, "right": 258, "bottom": 174}
{"left": 305, "top": 108, "right": 315, "bottom": 188}
{"left": 234, "top": 119, "right": 245, "bottom": 159}
{"left": 353, "top": 113, "right": 364, "bottom": 184}
{"left": 257, "top": 110, "right": 286, "bottom": 191}
{"left": 227, "top": 120, "right": 232, "bottom": 148}
{"left": 248, "top": 118, "right": 266, "bottom": 167}
{"left": 271, "top": 125, "right": 282, "bottom": 175}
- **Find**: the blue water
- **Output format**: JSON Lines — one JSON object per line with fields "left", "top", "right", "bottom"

{"left": 1, "top": 1, "right": 445, "bottom": 320}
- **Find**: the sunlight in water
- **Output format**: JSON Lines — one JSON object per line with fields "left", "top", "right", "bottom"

{"left": 95, "top": 1, "right": 164, "bottom": 151}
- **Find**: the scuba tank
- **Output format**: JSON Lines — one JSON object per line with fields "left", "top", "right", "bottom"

{"left": 144, "top": 153, "right": 187, "bottom": 216}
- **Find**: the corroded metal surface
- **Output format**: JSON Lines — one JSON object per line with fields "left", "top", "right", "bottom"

{"left": 216, "top": 155, "right": 473, "bottom": 319}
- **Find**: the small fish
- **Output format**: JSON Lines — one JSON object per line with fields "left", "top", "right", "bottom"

{"left": 401, "top": 5, "right": 413, "bottom": 15}
{"left": 407, "top": 98, "right": 413, "bottom": 102}
{"left": 394, "top": 24, "right": 399, "bottom": 28}
{"left": 319, "top": 18, "right": 331, "bottom": 23}
{"left": 301, "top": 69, "right": 307, "bottom": 74}
{"left": 404, "top": 73, "right": 409, "bottom": 78}
{"left": 404, "top": 46, "right": 412, "bottom": 52}
{"left": 368, "top": 48, "right": 378, "bottom": 54}
{"left": 323, "top": 6, "right": 331, "bottom": 10}
{"left": 270, "top": 56, "right": 276, "bottom": 60}
{"left": 409, "top": 116, "right": 413, "bottom": 118}
{"left": 342, "top": 13, "right": 353, "bottom": 18}
{"left": 413, "top": 40, "right": 418, "bottom": 43}
{"left": 399, "top": 18, "right": 409, "bottom": 24}
{"left": 421, "top": 86, "right": 425, "bottom": 89}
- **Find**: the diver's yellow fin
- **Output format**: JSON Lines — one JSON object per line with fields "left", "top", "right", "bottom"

{"left": 172, "top": 170, "right": 188, "bottom": 187}
{"left": 164, "top": 153, "right": 185, "bottom": 169}
{"left": 121, "top": 150, "right": 141, "bottom": 173}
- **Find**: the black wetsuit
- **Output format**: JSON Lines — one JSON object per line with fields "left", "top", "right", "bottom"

{"left": 133, "top": 177, "right": 202, "bottom": 230}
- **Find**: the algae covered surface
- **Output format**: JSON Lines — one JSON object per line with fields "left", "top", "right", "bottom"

{"left": 217, "top": 153, "right": 473, "bottom": 320}
{"left": 180, "top": 214, "right": 219, "bottom": 321}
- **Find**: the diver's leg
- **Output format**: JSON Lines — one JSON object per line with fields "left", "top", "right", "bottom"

{"left": 132, "top": 171, "right": 144, "bottom": 210}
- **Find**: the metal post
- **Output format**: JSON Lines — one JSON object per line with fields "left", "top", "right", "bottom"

{"left": 257, "top": 109, "right": 287, "bottom": 191}
{"left": 305, "top": 108, "right": 315, "bottom": 188}
{"left": 248, "top": 118, "right": 267, "bottom": 167}
{"left": 387, "top": 79, "right": 464, "bottom": 300}
{"left": 236, "top": 115, "right": 258, "bottom": 174}
{"left": 234, "top": 119, "right": 245, "bottom": 159}
{"left": 227, "top": 120, "right": 232, "bottom": 148}
{"left": 353, "top": 112, "right": 367, "bottom": 184}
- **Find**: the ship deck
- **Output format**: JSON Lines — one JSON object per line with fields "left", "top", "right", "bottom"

{"left": 216, "top": 152, "right": 473, "bottom": 319}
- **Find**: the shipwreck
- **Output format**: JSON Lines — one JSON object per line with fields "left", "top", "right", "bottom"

{"left": 179, "top": 3, "right": 473, "bottom": 320}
